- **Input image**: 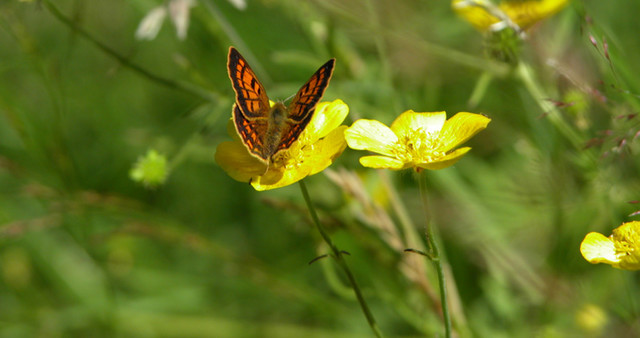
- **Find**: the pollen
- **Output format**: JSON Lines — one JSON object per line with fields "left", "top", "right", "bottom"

{"left": 397, "top": 128, "right": 446, "bottom": 163}
{"left": 613, "top": 223, "right": 640, "bottom": 260}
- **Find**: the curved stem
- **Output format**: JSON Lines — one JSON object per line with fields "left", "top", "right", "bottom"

{"left": 298, "top": 180, "right": 383, "bottom": 338}
{"left": 42, "top": 0, "right": 218, "bottom": 102}
{"left": 516, "top": 62, "right": 584, "bottom": 150}
{"left": 418, "top": 172, "right": 452, "bottom": 338}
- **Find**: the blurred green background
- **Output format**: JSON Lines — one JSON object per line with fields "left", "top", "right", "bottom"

{"left": 1, "top": 0, "right": 640, "bottom": 336}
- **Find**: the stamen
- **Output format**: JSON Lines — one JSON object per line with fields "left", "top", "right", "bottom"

{"left": 395, "top": 128, "right": 445, "bottom": 163}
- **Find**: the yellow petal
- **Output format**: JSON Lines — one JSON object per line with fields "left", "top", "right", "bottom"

{"left": 359, "top": 155, "right": 406, "bottom": 170}
{"left": 215, "top": 140, "right": 267, "bottom": 182}
{"left": 438, "top": 112, "right": 491, "bottom": 152}
{"left": 417, "top": 147, "right": 471, "bottom": 170}
{"left": 251, "top": 167, "right": 295, "bottom": 191}
{"left": 617, "top": 257, "right": 640, "bottom": 271}
{"left": 304, "top": 100, "right": 349, "bottom": 142}
{"left": 309, "top": 125, "right": 348, "bottom": 175}
{"left": 580, "top": 232, "right": 619, "bottom": 265}
{"left": 252, "top": 126, "right": 348, "bottom": 191}
{"left": 345, "top": 119, "right": 398, "bottom": 156}
{"left": 502, "top": 0, "right": 569, "bottom": 30}
{"left": 452, "top": 0, "right": 501, "bottom": 31}
{"left": 390, "top": 111, "right": 446, "bottom": 138}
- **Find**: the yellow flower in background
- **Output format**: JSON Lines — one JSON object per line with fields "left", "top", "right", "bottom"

{"left": 580, "top": 221, "right": 640, "bottom": 270}
{"left": 575, "top": 303, "right": 607, "bottom": 335}
{"left": 344, "top": 111, "right": 490, "bottom": 171}
{"left": 215, "top": 99, "right": 349, "bottom": 191}
{"left": 452, "top": 0, "right": 570, "bottom": 32}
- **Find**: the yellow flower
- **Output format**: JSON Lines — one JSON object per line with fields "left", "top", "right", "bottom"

{"left": 580, "top": 221, "right": 640, "bottom": 270}
{"left": 215, "top": 99, "right": 349, "bottom": 191}
{"left": 575, "top": 304, "right": 607, "bottom": 335}
{"left": 344, "top": 111, "right": 491, "bottom": 171}
{"left": 452, "top": 0, "right": 570, "bottom": 32}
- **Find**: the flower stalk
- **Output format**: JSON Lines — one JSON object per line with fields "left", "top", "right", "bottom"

{"left": 418, "top": 172, "right": 452, "bottom": 338}
{"left": 298, "top": 180, "right": 383, "bottom": 338}
{"left": 515, "top": 61, "right": 585, "bottom": 149}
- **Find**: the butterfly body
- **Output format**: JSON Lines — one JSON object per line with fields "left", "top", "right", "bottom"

{"left": 227, "top": 47, "right": 335, "bottom": 163}
{"left": 253, "top": 101, "right": 288, "bottom": 159}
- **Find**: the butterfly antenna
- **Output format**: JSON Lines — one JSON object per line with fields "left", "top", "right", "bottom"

{"left": 284, "top": 92, "right": 296, "bottom": 103}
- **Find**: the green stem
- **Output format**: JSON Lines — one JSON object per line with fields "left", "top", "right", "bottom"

{"left": 516, "top": 61, "right": 585, "bottom": 150}
{"left": 42, "top": 0, "right": 218, "bottom": 102}
{"left": 468, "top": 71, "right": 494, "bottom": 108}
{"left": 298, "top": 180, "right": 383, "bottom": 338}
{"left": 418, "top": 172, "right": 452, "bottom": 338}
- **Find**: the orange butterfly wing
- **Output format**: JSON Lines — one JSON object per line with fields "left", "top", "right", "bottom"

{"left": 227, "top": 47, "right": 270, "bottom": 119}
{"left": 232, "top": 104, "right": 270, "bottom": 160}
{"left": 228, "top": 47, "right": 272, "bottom": 161}
{"left": 276, "top": 58, "right": 335, "bottom": 152}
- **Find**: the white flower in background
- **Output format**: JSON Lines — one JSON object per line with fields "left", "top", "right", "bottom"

{"left": 135, "top": 6, "right": 168, "bottom": 40}
{"left": 136, "top": 0, "right": 246, "bottom": 41}
{"left": 227, "top": 0, "right": 247, "bottom": 10}
{"left": 168, "top": 0, "right": 196, "bottom": 40}
{"left": 135, "top": 0, "right": 194, "bottom": 41}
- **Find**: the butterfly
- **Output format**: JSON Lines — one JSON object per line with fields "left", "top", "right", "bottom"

{"left": 227, "top": 47, "right": 335, "bottom": 164}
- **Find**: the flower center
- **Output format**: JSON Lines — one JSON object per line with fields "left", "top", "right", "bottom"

{"left": 613, "top": 224, "right": 640, "bottom": 263}
{"left": 271, "top": 140, "right": 311, "bottom": 171}
{"left": 396, "top": 128, "right": 445, "bottom": 163}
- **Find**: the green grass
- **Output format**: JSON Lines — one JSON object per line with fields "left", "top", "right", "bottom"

{"left": 1, "top": 0, "right": 640, "bottom": 336}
